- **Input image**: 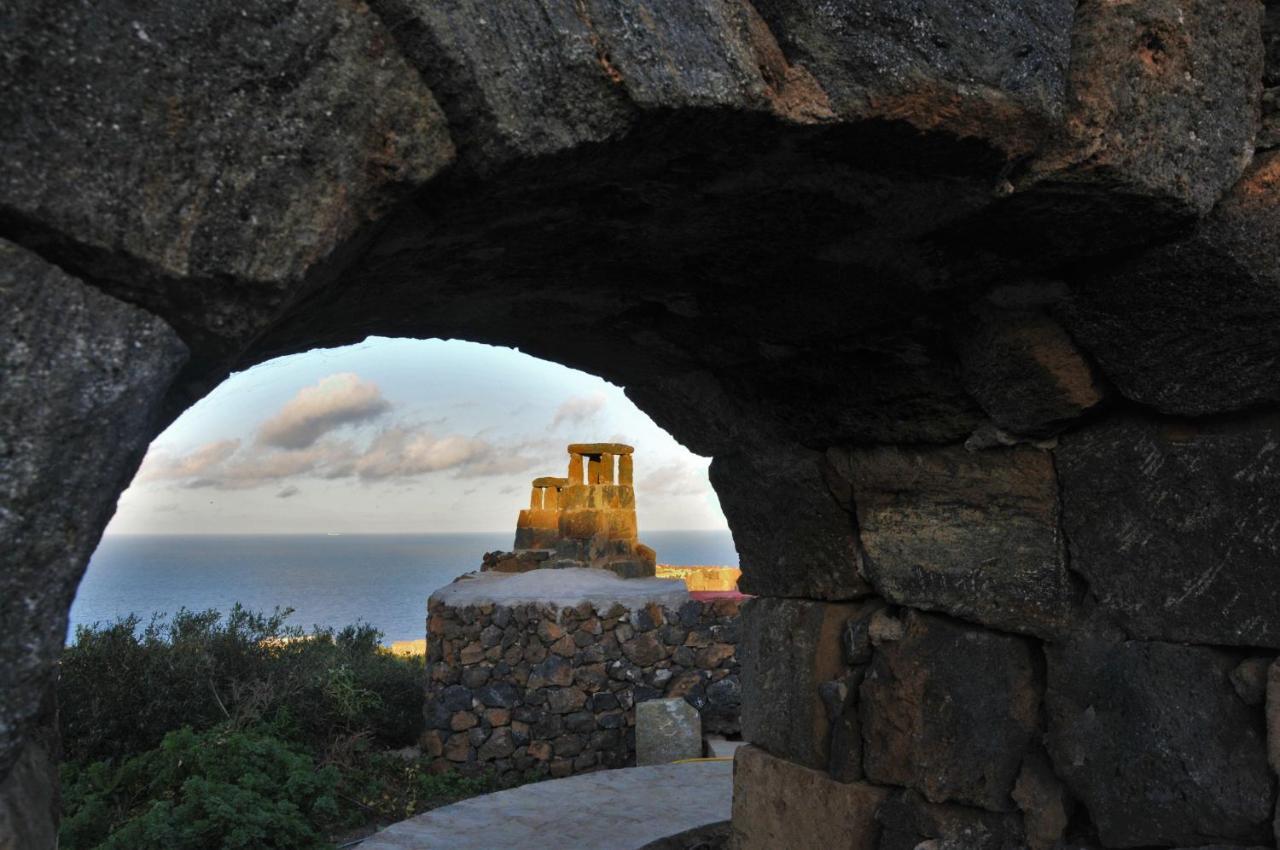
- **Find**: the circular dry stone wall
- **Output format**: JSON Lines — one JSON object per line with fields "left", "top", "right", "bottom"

{"left": 422, "top": 569, "right": 742, "bottom": 782}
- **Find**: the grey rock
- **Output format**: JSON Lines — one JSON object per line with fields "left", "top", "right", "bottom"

{"left": 1062, "top": 152, "right": 1280, "bottom": 416}
{"left": 861, "top": 610, "right": 1041, "bottom": 812}
{"left": 711, "top": 444, "right": 870, "bottom": 599}
{"left": 635, "top": 698, "right": 701, "bottom": 766}
{"left": 832, "top": 443, "right": 1076, "bottom": 638}
{"left": 876, "top": 789, "right": 1026, "bottom": 850}
{"left": 0, "top": 240, "right": 186, "bottom": 791}
{"left": 739, "top": 598, "right": 872, "bottom": 770}
{"left": 0, "top": 0, "right": 453, "bottom": 355}
{"left": 1045, "top": 636, "right": 1274, "bottom": 847}
{"left": 1057, "top": 415, "right": 1280, "bottom": 646}
{"left": 955, "top": 307, "right": 1102, "bottom": 436}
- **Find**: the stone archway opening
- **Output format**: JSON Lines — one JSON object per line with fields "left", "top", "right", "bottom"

{"left": 5, "top": 1, "right": 1280, "bottom": 848}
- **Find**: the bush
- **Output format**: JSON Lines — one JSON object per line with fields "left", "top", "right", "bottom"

{"left": 59, "top": 726, "right": 340, "bottom": 850}
{"left": 60, "top": 606, "right": 424, "bottom": 763}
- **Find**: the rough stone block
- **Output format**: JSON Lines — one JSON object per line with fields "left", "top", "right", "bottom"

{"left": 860, "top": 610, "right": 1041, "bottom": 811}
{"left": 739, "top": 598, "right": 870, "bottom": 771}
{"left": 876, "top": 789, "right": 1026, "bottom": 850}
{"left": 1011, "top": 0, "right": 1263, "bottom": 242}
{"left": 956, "top": 307, "right": 1102, "bottom": 436}
{"left": 635, "top": 698, "right": 701, "bottom": 766}
{"left": 0, "top": 0, "right": 453, "bottom": 352}
{"left": 0, "top": 239, "right": 187, "bottom": 791}
{"left": 1057, "top": 415, "right": 1280, "bottom": 647}
{"left": 1062, "top": 153, "right": 1280, "bottom": 416}
{"left": 753, "top": 0, "right": 1074, "bottom": 157}
{"left": 832, "top": 444, "right": 1075, "bottom": 637}
{"left": 1045, "top": 636, "right": 1274, "bottom": 847}
{"left": 710, "top": 444, "right": 870, "bottom": 599}
{"left": 730, "top": 745, "right": 887, "bottom": 850}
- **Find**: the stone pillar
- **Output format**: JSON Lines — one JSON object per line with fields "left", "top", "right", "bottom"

{"left": 587, "top": 454, "right": 602, "bottom": 485}
{"left": 568, "top": 453, "right": 584, "bottom": 485}
{"left": 600, "top": 452, "right": 615, "bottom": 484}
{"left": 530, "top": 486, "right": 542, "bottom": 509}
{"left": 545, "top": 486, "right": 559, "bottom": 510}
{"left": 619, "top": 454, "right": 634, "bottom": 486}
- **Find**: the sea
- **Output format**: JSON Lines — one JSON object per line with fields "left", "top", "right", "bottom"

{"left": 68, "top": 531, "right": 739, "bottom": 645}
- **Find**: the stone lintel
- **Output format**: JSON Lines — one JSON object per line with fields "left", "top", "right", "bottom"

{"left": 568, "top": 442, "right": 635, "bottom": 456}
{"left": 532, "top": 476, "right": 569, "bottom": 488}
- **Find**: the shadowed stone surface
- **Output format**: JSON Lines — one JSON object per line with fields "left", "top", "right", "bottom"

{"left": 712, "top": 445, "right": 869, "bottom": 600}
{"left": 0, "top": 0, "right": 454, "bottom": 360}
{"left": 731, "top": 745, "right": 887, "bottom": 850}
{"left": 876, "top": 789, "right": 1026, "bottom": 850}
{"left": 738, "top": 598, "right": 870, "bottom": 772}
{"left": 0, "top": 240, "right": 187, "bottom": 846}
{"left": 860, "top": 610, "right": 1041, "bottom": 812}
{"left": 955, "top": 305, "right": 1103, "bottom": 436}
{"left": 1045, "top": 636, "right": 1274, "bottom": 847}
{"left": 1057, "top": 415, "right": 1280, "bottom": 647}
{"left": 1062, "top": 152, "right": 1280, "bottom": 416}
{"left": 832, "top": 444, "right": 1075, "bottom": 638}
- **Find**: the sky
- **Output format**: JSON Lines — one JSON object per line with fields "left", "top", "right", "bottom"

{"left": 104, "top": 338, "right": 729, "bottom": 535}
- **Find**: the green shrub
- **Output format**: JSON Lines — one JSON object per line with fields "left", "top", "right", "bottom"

{"left": 59, "top": 726, "right": 340, "bottom": 850}
{"left": 60, "top": 607, "right": 424, "bottom": 763}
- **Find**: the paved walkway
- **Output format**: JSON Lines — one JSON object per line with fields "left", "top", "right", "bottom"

{"left": 357, "top": 760, "right": 732, "bottom": 850}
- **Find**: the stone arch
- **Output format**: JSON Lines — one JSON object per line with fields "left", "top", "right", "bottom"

{"left": 4, "top": 1, "right": 1280, "bottom": 847}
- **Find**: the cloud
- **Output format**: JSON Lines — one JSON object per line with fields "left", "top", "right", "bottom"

{"left": 549, "top": 393, "right": 605, "bottom": 430}
{"left": 134, "top": 422, "right": 547, "bottom": 493}
{"left": 257, "top": 373, "right": 391, "bottom": 449}
{"left": 637, "top": 461, "right": 712, "bottom": 497}
{"left": 137, "top": 439, "right": 241, "bottom": 481}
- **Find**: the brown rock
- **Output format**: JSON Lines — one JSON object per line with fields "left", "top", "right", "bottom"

{"left": 420, "top": 729, "right": 444, "bottom": 758}
{"left": 1231, "top": 657, "right": 1272, "bottom": 707}
{"left": 459, "top": 641, "right": 485, "bottom": 664}
{"left": 549, "top": 634, "right": 577, "bottom": 657}
{"left": 1268, "top": 660, "right": 1280, "bottom": 774}
{"left": 537, "top": 619, "right": 564, "bottom": 643}
{"left": 622, "top": 632, "right": 664, "bottom": 667}
{"left": 861, "top": 610, "right": 1041, "bottom": 811}
{"left": 1011, "top": 751, "right": 1072, "bottom": 850}
{"left": 444, "top": 733, "right": 471, "bottom": 762}
{"left": 695, "top": 642, "right": 734, "bottom": 669}
{"left": 450, "top": 711, "right": 478, "bottom": 732}
{"left": 731, "top": 745, "right": 887, "bottom": 850}
{"left": 484, "top": 708, "right": 511, "bottom": 727}
{"left": 527, "top": 740, "right": 552, "bottom": 761}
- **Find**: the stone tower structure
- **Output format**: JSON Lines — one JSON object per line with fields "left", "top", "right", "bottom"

{"left": 511, "top": 443, "right": 656, "bottom": 578}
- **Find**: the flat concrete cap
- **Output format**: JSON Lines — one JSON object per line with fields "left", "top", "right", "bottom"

{"left": 568, "top": 442, "right": 634, "bottom": 455}
{"left": 532, "top": 476, "right": 569, "bottom": 487}
{"left": 357, "top": 760, "right": 730, "bottom": 850}
{"left": 431, "top": 568, "right": 688, "bottom": 610}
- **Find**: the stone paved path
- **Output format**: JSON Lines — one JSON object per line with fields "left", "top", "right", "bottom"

{"left": 356, "top": 760, "right": 732, "bottom": 850}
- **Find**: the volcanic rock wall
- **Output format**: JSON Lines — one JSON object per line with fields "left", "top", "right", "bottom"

{"left": 423, "top": 595, "right": 742, "bottom": 781}
{"left": 5, "top": 1, "right": 1280, "bottom": 848}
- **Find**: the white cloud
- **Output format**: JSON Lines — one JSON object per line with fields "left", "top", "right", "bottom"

{"left": 137, "top": 439, "right": 241, "bottom": 481}
{"left": 637, "top": 461, "right": 712, "bottom": 497}
{"left": 549, "top": 393, "right": 606, "bottom": 430}
{"left": 257, "top": 373, "right": 391, "bottom": 449}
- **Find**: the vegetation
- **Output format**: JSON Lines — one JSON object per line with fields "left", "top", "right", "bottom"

{"left": 58, "top": 606, "right": 493, "bottom": 849}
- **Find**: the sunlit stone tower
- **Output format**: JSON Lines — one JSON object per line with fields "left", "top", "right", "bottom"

{"left": 511, "top": 442, "right": 656, "bottom": 578}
